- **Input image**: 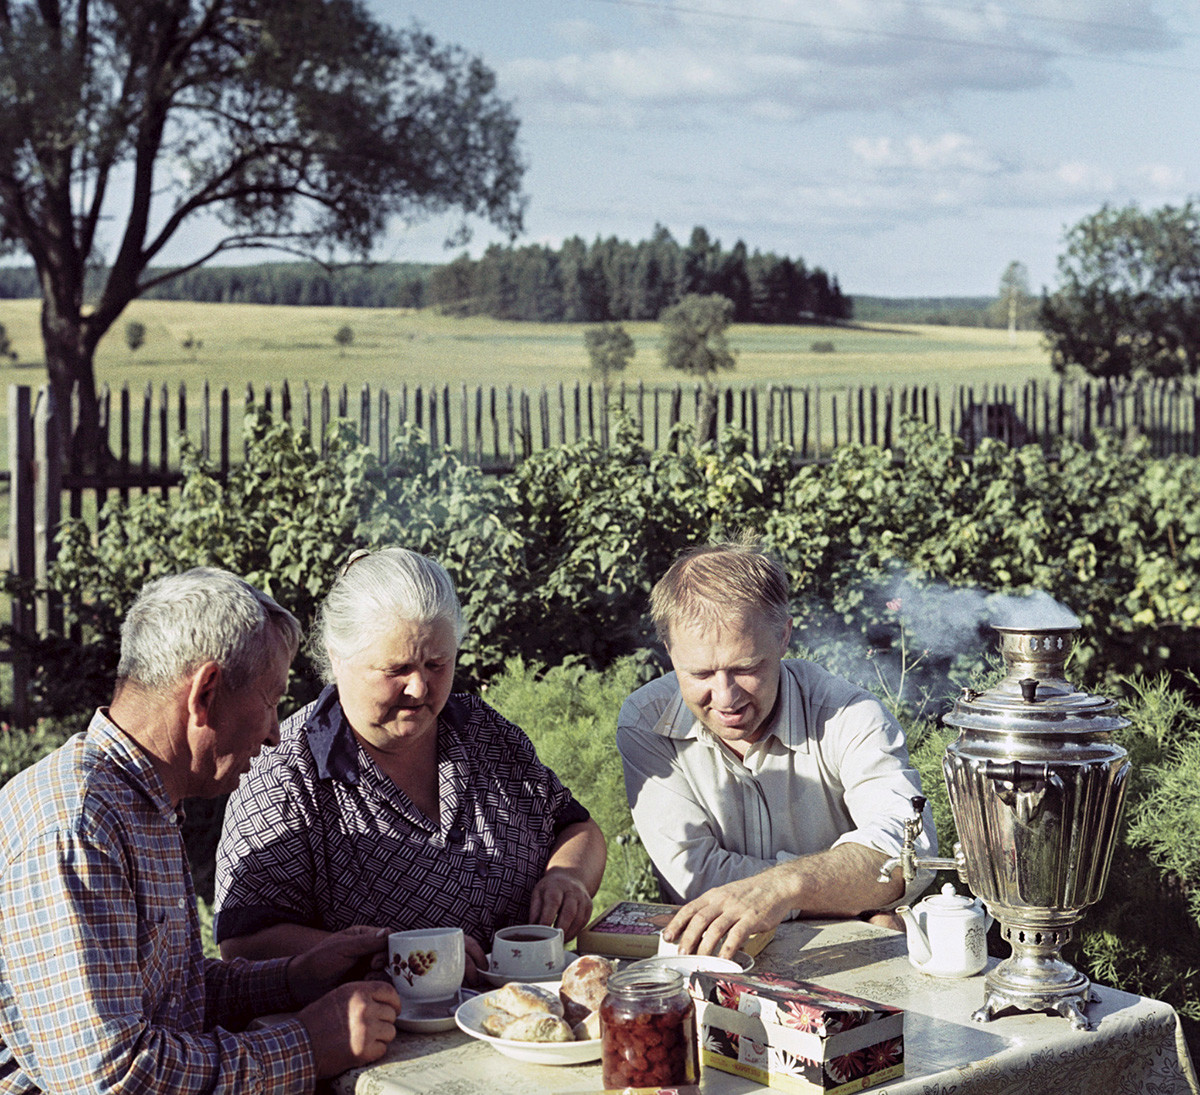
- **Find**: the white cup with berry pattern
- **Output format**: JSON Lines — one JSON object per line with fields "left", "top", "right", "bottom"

{"left": 387, "top": 927, "right": 465, "bottom": 1005}
{"left": 491, "top": 924, "right": 566, "bottom": 979}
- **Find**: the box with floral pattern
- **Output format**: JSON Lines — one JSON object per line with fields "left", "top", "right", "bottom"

{"left": 689, "top": 971, "right": 903, "bottom": 1094}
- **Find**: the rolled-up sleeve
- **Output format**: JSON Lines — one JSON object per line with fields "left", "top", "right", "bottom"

{"left": 803, "top": 690, "right": 936, "bottom": 908}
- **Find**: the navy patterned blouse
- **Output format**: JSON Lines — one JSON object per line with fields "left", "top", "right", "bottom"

{"left": 212, "top": 686, "right": 590, "bottom": 946}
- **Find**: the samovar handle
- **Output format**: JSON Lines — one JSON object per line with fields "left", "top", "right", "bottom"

{"left": 982, "top": 759, "right": 1063, "bottom": 822}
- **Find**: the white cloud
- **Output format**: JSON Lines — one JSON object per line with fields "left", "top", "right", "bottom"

{"left": 1139, "top": 162, "right": 1186, "bottom": 189}
{"left": 501, "top": 0, "right": 1185, "bottom": 127}
{"left": 850, "top": 133, "right": 1001, "bottom": 173}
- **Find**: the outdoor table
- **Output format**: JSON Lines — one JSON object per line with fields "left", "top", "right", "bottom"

{"left": 332, "top": 917, "right": 1200, "bottom": 1095}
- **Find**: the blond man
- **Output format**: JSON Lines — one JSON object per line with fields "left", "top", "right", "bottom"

{"left": 617, "top": 542, "right": 934, "bottom": 958}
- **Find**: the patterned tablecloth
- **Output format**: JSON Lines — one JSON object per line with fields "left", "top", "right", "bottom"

{"left": 333, "top": 918, "right": 1200, "bottom": 1095}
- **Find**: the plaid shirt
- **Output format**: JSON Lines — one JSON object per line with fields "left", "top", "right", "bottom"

{"left": 214, "top": 688, "right": 590, "bottom": 947}
{"left": 0, "top": 710, "right": 316, "bottom": 1095}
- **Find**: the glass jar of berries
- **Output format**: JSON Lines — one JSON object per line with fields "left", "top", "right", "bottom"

{"left": 600, "top": 967, "right": 696, "bottom": 1088}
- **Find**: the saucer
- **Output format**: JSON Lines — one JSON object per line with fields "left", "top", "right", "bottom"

{"left": 396, "top": 988, "right": 478, "bottom": 1033}
{"left": 479, "top": 952, "right": 574, "bottom": 987}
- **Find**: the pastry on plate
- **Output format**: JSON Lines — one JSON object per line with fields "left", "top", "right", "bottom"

{"left": 481, "top": 1009, "right": 518, "bottom": 1037}
{"left": 501, "top": 1013, "right": 574, "bottom": 1043}
{"left": 559, "top": 955, "right": 615, "bottom": 1026}
{"left": 571, "top": 1009, "right": 601, "bottom": 1041}
{"left": 489, "top": 982, "right": 564, "bottom": 1018}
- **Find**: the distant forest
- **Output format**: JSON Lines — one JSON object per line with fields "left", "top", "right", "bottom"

{"left": 0, "top": 226, "right": 1003, "bottom": 327}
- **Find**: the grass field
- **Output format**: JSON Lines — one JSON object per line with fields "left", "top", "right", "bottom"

{"left": 0, "top": 297, "right": 1053, "bottom": 399}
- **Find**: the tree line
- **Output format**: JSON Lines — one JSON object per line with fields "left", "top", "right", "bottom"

{"left": 0, "top": 263, "right": 430, "bottom": 309}
{"left": 0, "top": 224, "right": 851, "bottom": 326}
{"left": 424, "top": 225, "right": 852, "bottom": 324}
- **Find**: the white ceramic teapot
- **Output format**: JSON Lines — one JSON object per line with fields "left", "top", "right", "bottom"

{"left": 896, "top": 883, "right": 993, "bottom": 978}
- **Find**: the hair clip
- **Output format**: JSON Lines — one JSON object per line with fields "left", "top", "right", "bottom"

{"left": 339, "top": 548, "right": 370, "bottom": 578}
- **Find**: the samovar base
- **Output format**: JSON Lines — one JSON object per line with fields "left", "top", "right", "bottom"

{"left": 971, "top": 923, "right": 1094, "bottom": 1030}
{"left": 973, "top": 978, "right": 1092, "bottom": 1030}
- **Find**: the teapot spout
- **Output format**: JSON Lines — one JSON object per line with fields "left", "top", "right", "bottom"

{"left": 895, "top": 904, "right": 931, "bottom": 965}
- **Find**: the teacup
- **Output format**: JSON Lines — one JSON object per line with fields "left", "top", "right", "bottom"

{"left": 388, "top": 927, "right": 465, "bottom": 1005}
{"left": 491, "top": 924, "right": 565, "bottom": 979}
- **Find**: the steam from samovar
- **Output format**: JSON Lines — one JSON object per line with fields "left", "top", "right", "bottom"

{"left": 883, "top": 623, "right": 1130, "bottom": 1029}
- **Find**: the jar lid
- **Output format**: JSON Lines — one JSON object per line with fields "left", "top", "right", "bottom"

{"left": 606, "top": 966, "right": 686, "bottom": 997}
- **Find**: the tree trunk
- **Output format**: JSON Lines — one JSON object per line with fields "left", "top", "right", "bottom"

{"left": 697, "top": 385, "right": 719, "bottom": 445}
{"left": 40, "top": 297, "right": 107, "bottom": 473}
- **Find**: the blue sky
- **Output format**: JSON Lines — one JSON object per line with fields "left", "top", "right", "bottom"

{"left": 364, "top": 0, "right": 1200, "bottom": 298}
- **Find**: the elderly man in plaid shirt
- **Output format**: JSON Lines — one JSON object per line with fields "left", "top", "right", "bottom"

{"left": 0, "top": 568, "right": 401, "bottom": 1094}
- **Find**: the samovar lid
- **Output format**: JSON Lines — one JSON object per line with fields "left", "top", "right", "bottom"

{"left": 942, "top": 624, "right": 1129, "bottom": 734}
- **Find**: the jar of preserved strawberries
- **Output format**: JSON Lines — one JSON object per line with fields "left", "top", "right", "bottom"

{"left": 600, "top": 967, "right": 696, "bottom": 1088}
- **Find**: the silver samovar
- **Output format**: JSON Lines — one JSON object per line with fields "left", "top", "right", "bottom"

{"left": 883, "top": 624, "right": 1130, "bottom": 1029}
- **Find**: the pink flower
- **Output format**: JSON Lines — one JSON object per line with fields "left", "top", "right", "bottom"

{"left": 886, "top": 598, "right": 902, "bottom": 613}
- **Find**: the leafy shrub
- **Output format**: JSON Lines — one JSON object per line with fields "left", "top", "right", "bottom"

{"left": 484, "top": 655, "right": 657, "bottom": 912}
{"left": 0, "top": 716, "right": 84, "bottom": 790}
{"left": 46, "top": 410, "right": 380, "bottom": 712}
{"left": 19, "top": 405, "right": 1200, "bottom": 1040}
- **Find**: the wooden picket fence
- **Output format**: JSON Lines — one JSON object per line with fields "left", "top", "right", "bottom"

{"left": 4, "top": 374, "right": 1200, "bottom": 724}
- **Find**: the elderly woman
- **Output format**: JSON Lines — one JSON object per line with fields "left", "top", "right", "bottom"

{"left": 213, "top": 548, "right": 607, "bottom": 979}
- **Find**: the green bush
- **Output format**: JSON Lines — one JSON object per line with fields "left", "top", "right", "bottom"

{"left": 0, "top": 716, "right": 84, "bottom": 789}
{"left": 484, "top": 655, "right": 657, "bottom": 914}
{"left": 16, "top": 404, "right": 1200, "bottom": 1041}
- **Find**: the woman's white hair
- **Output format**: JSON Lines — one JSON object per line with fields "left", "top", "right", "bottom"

{"left": 310, "top": 548, "right": 464, "bottom": 684}
{"left": 118, "top": 567, "right": 301, "bottom": 692}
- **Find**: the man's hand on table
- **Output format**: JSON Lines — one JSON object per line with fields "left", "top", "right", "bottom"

{"left": 298, "top": 981, "right": 401, "bottom": 1078}
{"left": 662, "top": 869, "right": 795, "bottom": 959}
{"left": 529, "top": 867, "right": 594, "bottom": 942}
{"left": 286, "top": 925, "right": 390, "bottom": 1004}
{"left": 661, "top": 845, "right": 905, "bottom": 958}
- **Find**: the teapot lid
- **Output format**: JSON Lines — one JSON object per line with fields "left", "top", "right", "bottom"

{"left": 923, "top": 883, "right": 980, "bottom": 913}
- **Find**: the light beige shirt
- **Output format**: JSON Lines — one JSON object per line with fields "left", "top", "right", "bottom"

{"left": 616, "top": 659, "right": 935, "bottom": 911}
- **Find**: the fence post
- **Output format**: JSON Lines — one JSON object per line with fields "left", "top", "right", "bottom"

{"left": 7, "top": 385, "right": 33, "bottom": 725}
{"left": 32, "top": 387, "right": 63, "bottom": 637}
{"left": 460, "top": 383, "right": 470, "bottom": 462}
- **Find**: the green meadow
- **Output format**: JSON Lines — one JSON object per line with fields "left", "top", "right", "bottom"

{"left": 0, "top": 297, "right": 1053, "bottom": 400}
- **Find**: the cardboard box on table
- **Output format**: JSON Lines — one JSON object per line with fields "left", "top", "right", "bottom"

{"left": 577, "top": 901, "right": 775, "bottom": 959}
{"left": 689, "top": 971, "right": 903, "bottom": 1095}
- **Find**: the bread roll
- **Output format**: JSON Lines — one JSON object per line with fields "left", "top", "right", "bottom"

{"left": 489, "top": 982, "right": 563, "bottom": 1018}
{"left": 571, "top": 1009, "right": 601, "bottom": 1041}
{"left": 559, "top": 954, "right": 616, "bottom": 1026}
{"left": 501, "top": 1013, "right": 574, "bottom": 1043}
{"left": 481, "top": 1009, "right": 518, "bottom": 1037}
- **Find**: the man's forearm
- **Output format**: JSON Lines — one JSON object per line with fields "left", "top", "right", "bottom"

{"left": 664, "top": 842, "right": 904, "bottom": 958}
{"left": 220, "top": 921, "right": 332, "bottom": 962}
{"left": 774, "top": 842, "right": 905, "bottom": 918}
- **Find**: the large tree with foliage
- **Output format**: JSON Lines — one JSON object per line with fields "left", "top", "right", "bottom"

{"left": 1040, "top": 201, "right": 1200, "bottom": 379}
{"left": 0, "top": 0, "right": 526, "bottom": 463}
{"left": 660, "top": 292, "right": 736, "bottom": 442}
{"left": 583, "top": 322, "right": 635, "bottom": 394}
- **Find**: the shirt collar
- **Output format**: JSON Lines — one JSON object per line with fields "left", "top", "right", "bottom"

{"left": 303, "top": 685, "right": 468, "bottom": 783}
{"left": 88, "top": 708, "right": 177, "bottom": 820}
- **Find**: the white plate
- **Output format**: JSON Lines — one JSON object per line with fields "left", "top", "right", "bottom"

{"left": 479, "top": 952, "right": 574, "bottom": 987}
{"left": 454, "top": 981, "right": 602, "bottom": 1064}
{"left": 616, "top": 950, "right": 754, "bottom": 973}
{"left": 631, "top": 953, "right": 745, "bottom": 977}
{"left": 396, "top": 988, "right": 478, "bottom": 1033}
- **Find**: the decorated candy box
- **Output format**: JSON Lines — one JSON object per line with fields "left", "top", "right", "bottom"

{"left": 689, "top": 971, "right": 903, "bottom": 1094}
